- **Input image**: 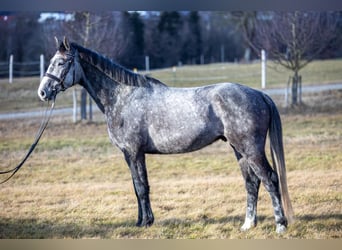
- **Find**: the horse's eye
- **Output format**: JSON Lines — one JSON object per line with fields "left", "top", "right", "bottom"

{"left": 57, "top": 61, "right": 65, "bottom": 66}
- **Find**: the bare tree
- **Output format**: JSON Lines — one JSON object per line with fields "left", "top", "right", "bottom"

{"left": 240, "top": 11, "right": 340, "bottom": 105}
{"left": 64, "top": 12, "right": 128, "bottom": 56}
{"left": 62, "top": 11, "right": 128, "bottom": 121}
{"left": 231, "top": 11, "right": 259, "bottom": 62}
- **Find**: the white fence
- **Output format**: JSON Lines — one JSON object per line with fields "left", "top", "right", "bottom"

{"left": 1, "top": 51, "right": 271, "bottom": 121}
{"left": 0, "top": 54, "right": 45, "bottom": 83}
{"left": 1, "top": 51, "right": 268, "bottom": 88}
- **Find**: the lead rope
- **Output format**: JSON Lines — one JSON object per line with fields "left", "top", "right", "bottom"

{"left": 0, "top": 97, "right": 55, "bottom": 184}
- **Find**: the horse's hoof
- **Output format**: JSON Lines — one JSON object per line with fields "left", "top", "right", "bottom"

{"left": 136, "top": 218, "right": 154, "bottom": 227}
{"left": 240, "top": 218, "right": 256, "bottom": 231}
{"left": 276, "top": 224, "right": 287, "bottom": 234}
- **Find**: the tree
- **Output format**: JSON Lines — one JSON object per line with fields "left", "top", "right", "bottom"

{"left": 0, "top": 13, "right": 14, "bottom": 62}
{"left": 181, "top": 11, "right": 202, "bottom": 64}
{"left": 156, "top": 11, "right": 184, "bottom": 67}
{"left": 230, "top": 11, "right": 259, "bottom": 61}
{"left": 65, "top": 12, "right": 95, "bottom": 121}
{"left": 240, "top": 11, "right": 340, "bottom": 105}
{"left": 119, "top": 11, "right": 145, "bottom": 69}
{"left": 200, "top": 12, "right": 244, "bottom": 64}
{"left": 143, "top": 12, "right": 164, "bottom": 69}
{"left": 61, "top": 11, "right": 128, "bottom": 121}
{"left": 0, "top": 12, "right": 44, "bottom": 72}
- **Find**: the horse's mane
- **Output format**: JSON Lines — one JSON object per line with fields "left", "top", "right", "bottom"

{"left": 71, "top": 43, "right": 166, "bottom": 88}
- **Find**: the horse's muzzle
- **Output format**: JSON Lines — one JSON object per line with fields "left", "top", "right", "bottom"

{"left": 38, "top": 84, "right": 56, "bottom": 102}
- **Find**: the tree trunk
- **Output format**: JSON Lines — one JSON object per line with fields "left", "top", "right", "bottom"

{"left": 81, "top": 12, "right": 90, "bottom": 121}
{"left": 291, "top": 71, "right": 301, "bottom": 105}
{"left": 80, "top": 88, "right": 87, "bottom": 120}
{"left": 89, "top": 94, "right": 93, "bottom": 121}
{"left": 73, "top": 88, "right": 77, "bottom": 123}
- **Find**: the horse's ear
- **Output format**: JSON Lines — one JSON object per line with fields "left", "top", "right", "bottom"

{"left": 54, "top": 37, "right": 59, "bottom": 49}
{"left": 63, "top": 37, "right": 70, "bottom": 51}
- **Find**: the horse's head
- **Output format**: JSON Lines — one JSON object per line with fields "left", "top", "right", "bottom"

{"left": 38, "top": 37, "right": 80, "bottom": 101}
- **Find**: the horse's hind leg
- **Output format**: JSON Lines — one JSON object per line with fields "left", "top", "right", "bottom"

{"left": 232, "top": 146, "right": 260, "bottom": 231}
{"left": 246, "top": 152, "right": 287, "bottom": 233}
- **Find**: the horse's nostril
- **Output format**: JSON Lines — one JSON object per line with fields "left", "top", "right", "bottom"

{"left": 40, "top": 90, "right": 46, "bottom": 98}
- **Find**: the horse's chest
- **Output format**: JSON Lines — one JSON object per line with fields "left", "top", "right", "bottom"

{"left": 105, "top": 108, "right": 145, "bottom": 150}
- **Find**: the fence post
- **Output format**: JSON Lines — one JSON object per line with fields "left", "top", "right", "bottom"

{"left": 261, "top": 49, "right": 266, "bottom": 89}
{"left": 172, "top": 66, "right": 177, "bottom": 84}
{"left": 145, "top": 56, "right": 150, "bottom": 73}
{"left": 9, "top": 54, "right": 13, "bottom": 83}
{"left": 80, "top": 88, "right": 87, "bottom": 120}
{"left": 40, "top": 54, "right": 44, "bottom": 81}
{"left": 220, "top": 45, "right": 225, "bottom": 63}
{"left": 200, "top": 54, "right": 204, "bottom": 65}
{"left": 89, "top": 95, "right": 93, "bottom": 122}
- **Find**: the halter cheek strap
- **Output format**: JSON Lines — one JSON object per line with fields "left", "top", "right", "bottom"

{"left": 44, "top": 72, "right": 67, "bottom": 90}
{"left": 44, "top": 72, "right": 61, "bottom": 83}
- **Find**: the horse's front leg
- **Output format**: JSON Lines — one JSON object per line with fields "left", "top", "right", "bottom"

{"left": 123, "top": 150, "right": 154, "bottom": 227}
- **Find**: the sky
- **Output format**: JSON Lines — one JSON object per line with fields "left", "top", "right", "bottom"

{"left": 38, "top": 12, "right": 75, "bottom": 23}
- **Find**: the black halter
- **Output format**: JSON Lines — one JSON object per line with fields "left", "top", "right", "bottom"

{"left": 44, "top": 53, "right": 75, "bottom": 91}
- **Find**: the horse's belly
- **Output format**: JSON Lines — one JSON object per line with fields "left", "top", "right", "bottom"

{"left": 145, "top": 87, "right": 224, "bottom": 154}
{"left": 146, "top": 122, "right": 222, "bottom": 154}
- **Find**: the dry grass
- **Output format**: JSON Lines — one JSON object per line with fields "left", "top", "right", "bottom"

{"left": 0, "top": 98, "right": 341, "bottom": 239}
{"left": 0, "top": 60, "right": 341, "bottom": 238}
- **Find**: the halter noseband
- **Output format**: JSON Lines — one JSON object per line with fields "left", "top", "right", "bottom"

{"left": 44, "top": 53, "right": 75, "bottom": 91}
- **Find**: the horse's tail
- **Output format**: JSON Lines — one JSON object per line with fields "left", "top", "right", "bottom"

{"left": 263, "top": 94, "right": 294, "bottom": 224}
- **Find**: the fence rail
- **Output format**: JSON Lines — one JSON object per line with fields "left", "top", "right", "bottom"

{"left": 0, "top": 54, "right": 45, "bottom": 82}
{"left": 0, "top": 62, "right": 9, "bottom": 76}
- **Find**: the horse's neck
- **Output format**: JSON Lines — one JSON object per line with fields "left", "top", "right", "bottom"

{"left": 79, "top": 64, "right": 114, "bottom": 114}
{"left": 80, "top": 62, "right": 134, "bottom": 114}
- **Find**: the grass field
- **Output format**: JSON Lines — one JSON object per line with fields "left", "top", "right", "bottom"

{"left": 150, "top": 59, "right": 342, "bottom": 88}
{"left": 0, "top": 60, "right": 341, "bottom": 239}
{"left": 0, "top": 59, "right": 341, "bottom": 113}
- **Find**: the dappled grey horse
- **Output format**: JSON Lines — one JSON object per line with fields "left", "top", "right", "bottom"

{"left": 38, "top": 38, "right": 294, "bottom": 233}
